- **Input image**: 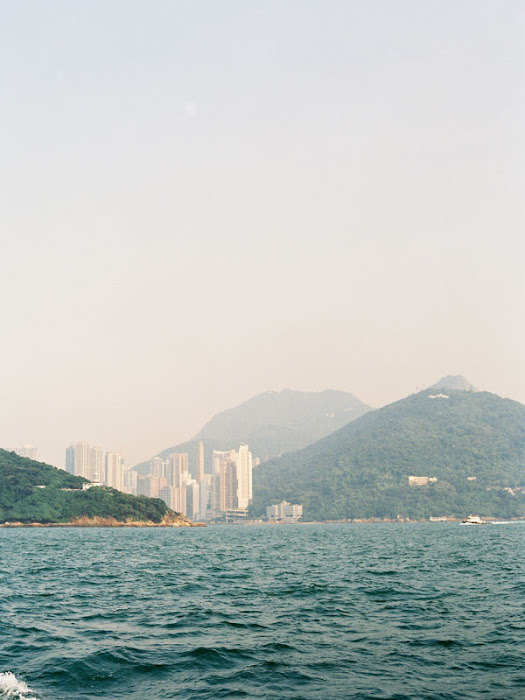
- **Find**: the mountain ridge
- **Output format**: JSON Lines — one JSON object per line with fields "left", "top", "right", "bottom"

{"left": 252, "top": 388, "right": 525, "bottom": 521}
{"left": 133, "top": 388, "right": 372, "bottom": 474}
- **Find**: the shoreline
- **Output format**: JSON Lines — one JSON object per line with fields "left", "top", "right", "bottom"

{"left": 0, "top": 516, "right": 205, "bottom": 528}
{"left": 212, "top": 516, "right": 525, "bottom": 525}
{"left": 2, "top": 518, "right": 522, "bottom": 528}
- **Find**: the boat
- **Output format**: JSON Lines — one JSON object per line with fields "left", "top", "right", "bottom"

{"left": 461, "top": 514, "right": 488, "bottom": 525}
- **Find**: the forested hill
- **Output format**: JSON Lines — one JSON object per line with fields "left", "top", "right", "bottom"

{"left": 252, "top": 390, "right": 525, "bottom": 521}
{"left": 134, "top": 388, "right": 372, "bottom": 474}
{"left": 0, "top": 450, "right": 189, "bottom": 525}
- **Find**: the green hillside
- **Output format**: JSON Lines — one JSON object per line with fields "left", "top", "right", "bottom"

{"left": 134, "top": 389, "right": 372, "bottom": 475}
{"left": 252, "top": 390, "right": 525, "bottom": 521}
{"left": 0, "top": 449, "right": 172, "bottom": 524}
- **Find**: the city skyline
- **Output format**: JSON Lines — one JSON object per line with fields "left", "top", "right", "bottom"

{"left": 127, "top": 441, "right": 254, "bottom": 522}
{"left": 10, "top": 372, "right": 525, "bottom": 470}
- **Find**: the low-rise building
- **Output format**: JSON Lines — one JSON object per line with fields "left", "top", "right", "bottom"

{"left": 266, "top": 501, "right": 303, "bottom": 522}
{"left": 408, "top": 476, "right": 437, "bottom": 486}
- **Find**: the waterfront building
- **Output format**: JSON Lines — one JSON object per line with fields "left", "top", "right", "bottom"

{"left": 197, "top": 473, "right": 212, "bottom": 521}
{"left": 236, "top": 444, "right": 253, "bottom": 509}
{"left": 205, "top": 445, "right": 253, "bottom": 520}
{"left": 220, "top": 459, "right": 238, "bottom": 512}
{"left": 208, "top": 472, "right": 221, "bottom": 518}
{"left": 185, "top": 479, "right": 200, "bottom": 519}
{"left": 266, "top": 501, "right": 303, "bottom": 522}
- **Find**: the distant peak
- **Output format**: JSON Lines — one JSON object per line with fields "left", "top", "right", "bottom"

{"left": 428, "top": 375, "right": 477, "bottom": 392}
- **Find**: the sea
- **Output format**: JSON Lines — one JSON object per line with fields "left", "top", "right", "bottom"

{"left": 0, "top": 523, "right": 523, "bottom": 700}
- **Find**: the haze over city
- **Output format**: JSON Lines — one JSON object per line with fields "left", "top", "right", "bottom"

{"left": 2, "top": 0, "right": 523, "bottom": 469}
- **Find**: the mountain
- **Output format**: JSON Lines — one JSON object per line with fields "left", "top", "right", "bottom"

{"left": 0, "top": 449, "right": 193, "bottom": 526}
{"left": 252, "top": 389, "right": 525, "bottom": 521}
{"left": 133, "top": 389, "right": 373, "bottom": 474}
{"left": 429, "top": 375, "right": 478, "bottom": 392}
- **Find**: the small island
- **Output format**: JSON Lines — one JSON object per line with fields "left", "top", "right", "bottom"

{"left": 0, "top": 449, "right": 199, "bottom": 527}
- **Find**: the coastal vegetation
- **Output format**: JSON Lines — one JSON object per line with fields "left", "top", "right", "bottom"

{"left": 252, "top": 390, "right": 525, "bottom": 521}
{"left": 0, "top": 449, "right": 182, "bottom": 525}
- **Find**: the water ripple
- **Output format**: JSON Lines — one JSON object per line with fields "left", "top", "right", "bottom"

{"left": 0, "top": 524, "right": 523, "bottom": 699}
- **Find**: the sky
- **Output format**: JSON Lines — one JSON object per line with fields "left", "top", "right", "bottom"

{"left": 1, "top": 0, "right": 524, "bottom": 469}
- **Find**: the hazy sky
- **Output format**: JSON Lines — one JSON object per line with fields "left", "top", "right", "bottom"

{"left": 2, "top": 0, "right": 524, "bottom": 468}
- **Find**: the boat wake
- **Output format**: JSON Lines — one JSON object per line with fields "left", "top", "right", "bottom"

{"left": 0, "top": 673, "right": 39, "bottom": 700}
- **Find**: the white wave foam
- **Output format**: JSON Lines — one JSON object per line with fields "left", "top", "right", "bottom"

{"left": 0, "top": 673, "right": 38, "bottom": 700}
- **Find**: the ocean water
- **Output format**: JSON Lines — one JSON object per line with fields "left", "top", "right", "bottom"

{"left": 0, "top": 524, "right": 523, "bottom": 700}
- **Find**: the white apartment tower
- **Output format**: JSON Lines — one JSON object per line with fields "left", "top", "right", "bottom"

{"left": 65, "top": 441, "right": 90, "bottom": 478}
{"left": 89, "top": 445, "right": 105, "bottom": 482}
{"left": 185, "top": 480, "right": 200, "bottom": 520}
{"left": 236, "top": 444, "right": 253, "bottom": 509}
{"left": 105, "top": 451, "right": 124, "bottom": 491}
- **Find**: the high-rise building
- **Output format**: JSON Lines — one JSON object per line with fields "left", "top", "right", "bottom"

{"left": 137, "top": 476, "right": 150, "bottom": 497}
{"left": 236, "top": 444, "right": 253, "bottom": 509}
{"left": 13, "top": 445, "right": 38, "bottom": 461}
{"left": 149, "top": 457, "right": 165, "bottom": 478}
{"left": 220, "top": 460, "right": 238, "bottom": 512}
{"left": 159, "top": 485, "right": 176, "bottom": 510}
{"left": 185, "top": 480, "right": 200, "bottom": 520}
{"left": 140, "top": 475, "right": 166, "bottom": 499}
{"left": 105, "top": 451, "right": 124, "bottom": 491}
{"left": 167, "top": 452, "right": 189, "bottom": 487}
{"left": 212, "top": 449, "right": 236, "bottom": 474}
{"left": 89, "top": 445, "right": 105, "bottom": 482}
{"left": 66, "top": 441, "right": 127, "bottom": 488}
{"left": 171, "top": 485, "right": 186, "bottom": 514}
{"left": 195, "top": 441, "right": 205, "bottom": 482}
{"left": 197, "top": 473, "right": 212, "bottom": 521}
{"left": 208, "top": 472, "right": 221, "bottom": 518}
{"left": 65, "top": 441, "right": 90, "bottom": 478}
{"left": 205, "top": 445, "right": 253, "bottom": 520}
{"left": 123, "top": 468, "right": 138, "bottom": 495}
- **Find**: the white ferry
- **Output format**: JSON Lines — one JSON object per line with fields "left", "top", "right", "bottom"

{"left": 461, "top": 514, "right": 488, "bottom": 525}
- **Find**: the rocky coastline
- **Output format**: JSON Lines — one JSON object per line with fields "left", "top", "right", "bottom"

{"left": 0, "top": 514, "right": 204, "bottom": 528}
